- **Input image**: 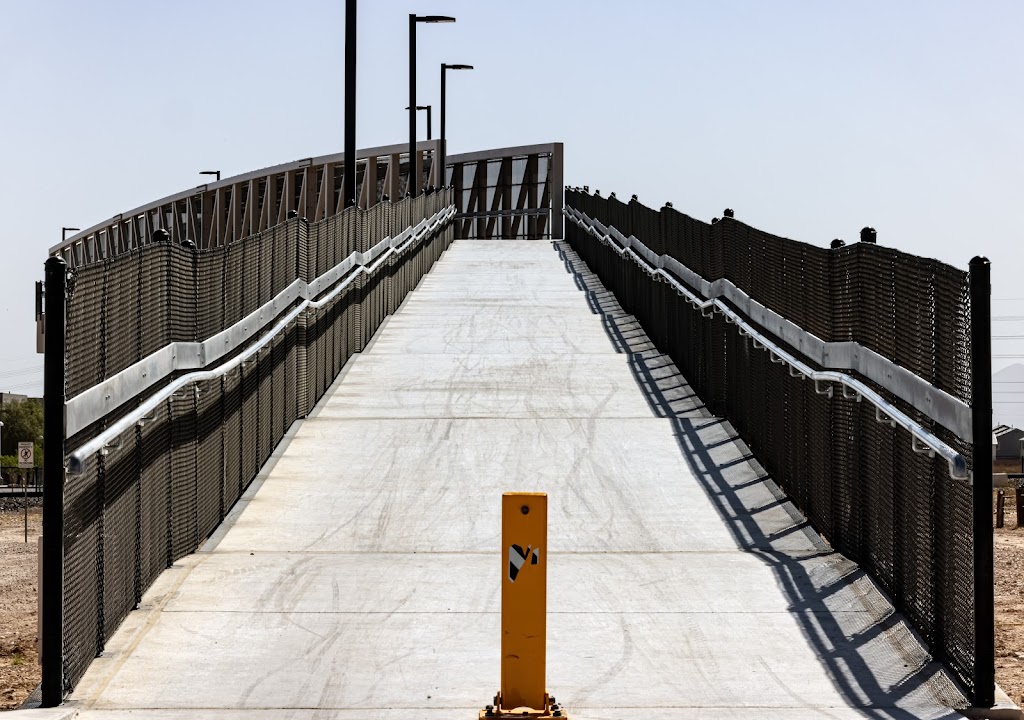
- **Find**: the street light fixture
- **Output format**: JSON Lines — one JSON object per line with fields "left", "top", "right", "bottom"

{"left": 405, "top": 105, "right": 433, "bottom": 140}
{"left": 199, "top": 170, "right": 221, "bottom": 183}
{"left": 441, "top": 63, "right": 473, "bottom": 179}
{"left": 62, "top": 227, "right": 80, "bottom": 242}
{"left": 409, "top": 14, "right": 455, "bottom": 197}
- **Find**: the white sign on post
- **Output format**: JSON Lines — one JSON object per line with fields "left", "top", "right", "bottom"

{"left": 18, "top": 442, "right": 34, "bottom": 469}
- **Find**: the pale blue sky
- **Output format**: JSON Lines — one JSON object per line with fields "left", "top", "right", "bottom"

{"left": 1, "top": 1, "right": 1023, "bottom": 409}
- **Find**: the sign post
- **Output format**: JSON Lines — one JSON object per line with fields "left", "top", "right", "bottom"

{"left": 18, "top": 443, "right": 32, "bottom": 544}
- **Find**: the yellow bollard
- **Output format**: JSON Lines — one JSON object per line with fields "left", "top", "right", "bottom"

{"left": 480, "top": 492, "right": 565, "bottom": 719}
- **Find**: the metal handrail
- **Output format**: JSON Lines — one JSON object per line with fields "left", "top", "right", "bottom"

{"left": 66, "top": 204, "right": 456, "bottom": 476}
{"left": 564, "top": 206, "right": 970, "bottom": 482}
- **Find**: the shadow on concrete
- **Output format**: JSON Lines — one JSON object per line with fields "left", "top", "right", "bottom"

{"left": 553, "top": 241, "right": 968, "bottom": 720}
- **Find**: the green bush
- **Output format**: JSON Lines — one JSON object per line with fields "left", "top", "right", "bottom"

{"left": 0, "top": 400, "right": 43, "bottom": 465}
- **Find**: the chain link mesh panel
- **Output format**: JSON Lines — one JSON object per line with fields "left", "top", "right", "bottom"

{"left": 58, "top": 190, "right": 455, "bottom": 692}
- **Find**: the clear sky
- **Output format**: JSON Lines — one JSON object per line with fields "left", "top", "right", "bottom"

{"left": 1, "top": 1, "right": 1023, "bottom": 409}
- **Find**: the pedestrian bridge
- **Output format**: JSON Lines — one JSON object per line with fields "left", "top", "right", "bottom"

{"left": 33, "top": 143, "right": 999, "bottom": 719}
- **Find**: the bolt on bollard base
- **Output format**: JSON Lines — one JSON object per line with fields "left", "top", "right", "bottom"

{"left": 479, "top": 493, "right": 567, "bottom": 719}
{"left": 481, "top": 693, "right": 565, "bottom": 720}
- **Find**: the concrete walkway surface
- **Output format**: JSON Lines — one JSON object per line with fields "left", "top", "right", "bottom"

{"left": 57, "top": 240, "right": 973, "bottom": 719}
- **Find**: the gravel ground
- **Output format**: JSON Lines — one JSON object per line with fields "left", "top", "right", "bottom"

{"left": 995, "top": 498, "right": 1024, "bottom": 707}
{"left": 0, "top": 507, "right": 40, "bottom": 709}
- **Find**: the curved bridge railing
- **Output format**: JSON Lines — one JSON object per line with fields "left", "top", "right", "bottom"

{"left": 49, "top": 142, "right": 563, "bottom": 267}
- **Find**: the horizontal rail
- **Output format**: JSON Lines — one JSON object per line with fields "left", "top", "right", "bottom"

{"left": 565, "top": 206, "right": 970, "bottom": 482}
{"left": 445, "top": 142, "right": 562, "bottom": 166}
{"left": 66, "top": 204, "right": 456, "bottom": 475}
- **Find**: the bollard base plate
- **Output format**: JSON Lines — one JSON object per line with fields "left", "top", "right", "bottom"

{"left": 479, "top": 692, "right": 567, "bottom": 719}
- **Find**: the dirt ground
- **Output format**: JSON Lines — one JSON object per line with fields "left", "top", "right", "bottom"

{"left": 0, "top": 499, "right": 1021, "bottom": 711}
{"left": 995, "top": 495, "right": 1024, "bottom": 707}
{"left": 995, "top": 458, "right": 1024, "bottom": 475}
{"left": 0, "top": 507, "right": 40, "bottom": 710}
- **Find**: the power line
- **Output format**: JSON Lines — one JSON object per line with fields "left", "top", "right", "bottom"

{"left": 0, "top": 367, "right": 43, "bottom": 380}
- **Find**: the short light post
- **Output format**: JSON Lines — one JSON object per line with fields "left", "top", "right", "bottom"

{"left": 405, "top": 105, "right": 433, "bottom": 140}
{"left": 440, "top": 63, "right": 473, "bottom": 181}
{"left": 409, "top": 14, "right": 455, "bottom": 197}
{"left": 344, "top": 0, "right": 357, "bottom": 208}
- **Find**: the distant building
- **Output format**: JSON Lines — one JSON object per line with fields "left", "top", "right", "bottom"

{"left": 993, "top": 425, "right": 1024, "bottom": 459}
{"left": 0, "top": 393, "right": 28, "bottom": 406}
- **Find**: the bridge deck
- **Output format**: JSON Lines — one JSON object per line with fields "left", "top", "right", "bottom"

{"left": 67, "top": 241, "right": 966, "bottom": 719}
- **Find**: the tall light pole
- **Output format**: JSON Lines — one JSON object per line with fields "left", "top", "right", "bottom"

{"left": 409, "top": 14, "right": 455, "bottom": 198}
{"left": 0, "top": 420, "right": 4, "bottom": 458}
{"left": 405, "top": 105, "right": 432, "bottom": 140}
{"left": 441, "top": 63, "right": 473, "bottom": 182}
{"left": 344, "top": 0, "right": 357, "bottom": 208}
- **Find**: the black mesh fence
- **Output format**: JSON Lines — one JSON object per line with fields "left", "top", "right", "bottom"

{"left": 58, "top": 191, "right": 455, "bottom": 693}
{"left": 565, "top": 189, "right": 979, "bottom": 697}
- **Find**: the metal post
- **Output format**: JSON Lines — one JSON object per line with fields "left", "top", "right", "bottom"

{"left": 969, "top": 255, "right": 994, "bottom": 708}
{"left": 408, "top": 13, "right": 417, "bottom": 198}
{"left": 483, "top": 492, "right": 558, "bottom": 718}
{"left": 426, "top": 105, "right": 432, "bottom": 141}
{"left": 1017, "top": 487, "right": 1024, "bottom": 529}
{"left": 343, "top": 0, "right": 357, "bottom": 209}
{"left": 41, "top": 255, "right": 67, "bottom": 707}
{"left": 440, "top": 65, "right": 446, "bottom": 182}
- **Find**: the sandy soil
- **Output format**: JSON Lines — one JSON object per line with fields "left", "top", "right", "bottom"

{"left": 995, "top": 496, "right": 1024, "bottom": 707}
{"left": 0, "top": 507, "right": 40, "bottom": 710}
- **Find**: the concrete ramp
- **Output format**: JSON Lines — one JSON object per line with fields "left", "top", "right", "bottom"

{"left": 64, "top": 241, "right": 969, "bottom": 719}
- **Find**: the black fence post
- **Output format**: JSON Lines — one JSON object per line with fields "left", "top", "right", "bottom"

{"left": 969, "top": 255, "right": 994, "bottom": 708}
{"left": 41, "top": 256, "right": 67, "bottom": 707}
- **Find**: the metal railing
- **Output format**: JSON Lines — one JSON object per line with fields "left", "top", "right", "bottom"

{"left": 565, "top": 188, "right": 993, "bottom": 707}
{"left": 42, "top": 189, "right": 456, "bottom": 703}
{"left": 447, "top": 143, "right": 563, "bottom": 240}
{"left": 49, "top": 141, "right": 565, "bottom": 269}
{"left": 565, "top": 207, "right": 969, "bottom": 481}
{"left": 49, "top": 140, "right": 446, "bottom": 264}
